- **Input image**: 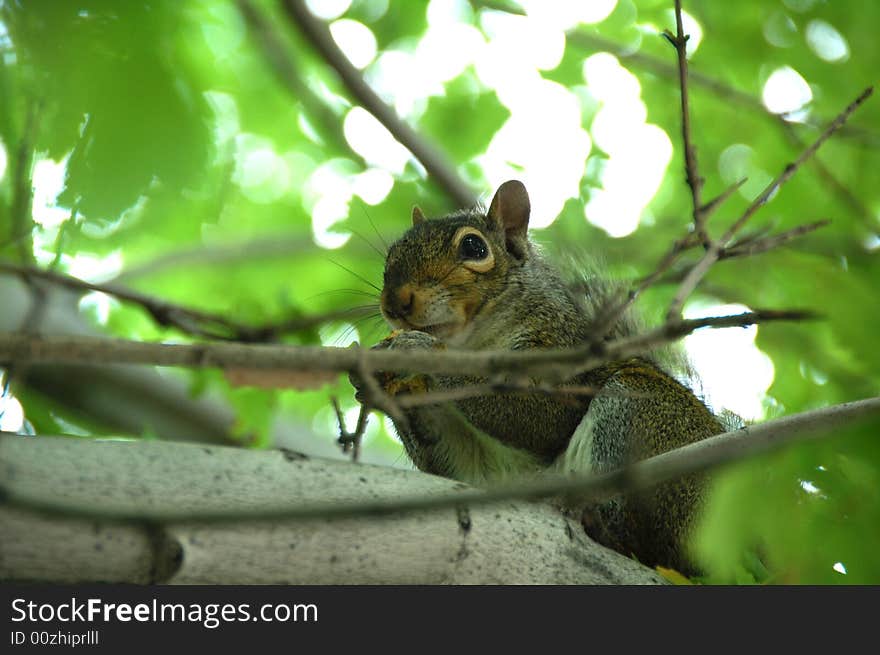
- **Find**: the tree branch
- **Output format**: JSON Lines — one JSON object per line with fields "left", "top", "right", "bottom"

{"left": 113, "top": 235, "right": 314, "bottom": 283}
{"left": 279, "top": 0, "right": 476, "bottom": 207}
{"left": 331, "top": 396, "right": 369, "bottom": 460}
{"left": 664, "top": 0, "right": 708, "bottom": 246}
{"left": 0, "top": 309, "right": 813, "bottom": 382}
{"left": 3, "top": 396, "right": 877, "bottom": 524}
{"left": 0, "top": 262, "right": 371, "bottom": 341}
{"left": 235, "top": 0, "right": 372, "bottom": 172}
{"left": 665, "top": 86, "right": 873, "bottom": 320}
{"left": 722, "top": 87, "right": 873, "bottom": 244}
{"left": 0, "top": 434, "right": 663, "bottom": 584}
{"left": 700, "top": 177, "right": 747, "bottom": 219}
{"left": 721, "top": 220, "right": 831, "bottom": 259}
{"left": 780, "top": 123, "right": 878, "bottom": 231}
{"left": 8, "top": 100, "right": 40, "bottom": 264}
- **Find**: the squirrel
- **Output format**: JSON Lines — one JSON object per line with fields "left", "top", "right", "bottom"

{"left": 352, "top": 180, "right": 725, "bottom": 575}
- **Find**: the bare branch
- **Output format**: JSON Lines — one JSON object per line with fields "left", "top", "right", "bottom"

{"left": 279, "top": 0, "right": 476, "bottom": 208}
{"left": 780, "top": 122, "right": 879, "bottom": 231}
{"left": 722, "top": 87, "right": 873, "bottom": 244}
{"left": 331, "top": 397, "right": 369, "bottom": 461}
{"left": 664, "top": 0, "right": 708, "bottom": 246}
{"left": 0, "top": 309, "right": 815, "bottom": 383}
{"left": 0, "top": 262, "right": 371, "bottom": 341}
{"left": 4, "top": 396, "right": 877, "bottom": 524}
{"left": 8, "top": 100, "right": 40, "bottom": 264}
{"left": 665, "top": 246, "right": 722, "bottom": 320}
{"left": 700, "top": 177, "right": 747, "bottom": 219}
{"left": 589, "top": 233, "right": 701, "bottom": 340}
{"left": 665, "top": 86, "right": 873, "bottom": 320}
{"left": 352, "top": 349, "right": 410, "bottom": 433}
{"left": 722, "top": 220, "right": 831, "bottom": 259}
{"left": 619, "top": 216, "right": 828, "bottom": 296}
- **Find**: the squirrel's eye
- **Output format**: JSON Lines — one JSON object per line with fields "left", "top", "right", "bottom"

{"left": 459, "top": 234, "right": 488, "bottom": 260}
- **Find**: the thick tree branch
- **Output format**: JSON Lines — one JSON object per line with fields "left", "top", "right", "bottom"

{"left": 0, "top": 435, "right": 661, "bottom": 584}
{"left": 3, "top": 396, "right": 877, "bottom": 524}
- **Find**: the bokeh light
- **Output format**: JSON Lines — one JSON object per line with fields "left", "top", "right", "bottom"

{"left": 684, "top": 302, "right": 775, "bottom": 421}
{"left": 762, "top": 66, "right": 812, "bottom": 114}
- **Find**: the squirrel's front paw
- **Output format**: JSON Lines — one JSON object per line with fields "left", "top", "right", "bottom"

{"left": 373, "top": 329, "right": 442, "bottom": 352}
{"left": 374, "top": 330, "right": 441, "bottom": 397}
{"left": 349, "top": 331, "right": 442, "bottom": 403}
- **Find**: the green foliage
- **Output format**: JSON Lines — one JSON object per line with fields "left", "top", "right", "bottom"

{"left": 0, "top": 0, "right": 878, "bottom": 583}
{"left": 420, "top": 77, "right": 509, "bottom": 162}
{"left": 697, "top": 418, "right": 880, "bottom": 584}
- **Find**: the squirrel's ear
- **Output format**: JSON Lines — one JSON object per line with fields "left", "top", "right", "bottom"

{"left": 412, "top": 206, "right": 426, "bottom": 226}
{"left": 487, "top": 180, "right": 530, "bottom": 255}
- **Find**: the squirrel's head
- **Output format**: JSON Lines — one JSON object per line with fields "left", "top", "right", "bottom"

{"left": 380, "top": 180, "right": 532, "bottom": 342}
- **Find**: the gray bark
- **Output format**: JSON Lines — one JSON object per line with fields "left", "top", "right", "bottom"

{"left": 0, "top": 434, "right": 664, "bottom": 585}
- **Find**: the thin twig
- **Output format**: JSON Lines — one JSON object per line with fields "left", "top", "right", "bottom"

{"left": 9, "top": 100, "right": 40, "bottom": 264}
{"left": 4, "top": 396, "right": 878, "bottom": 524}
{"left": 0, "top": 262, "right": 370, "bottom": 341}
{"left": 665, "top": 247, "right": 722, "bottom": 320}
{"left": 562, "top": 309, "right": 817, "bottom": 379}
{"left": 331, "top": 396, "right": 369, "bottom": 461}
{"left": 780, "top": 121, "right": 878, "bottom": 231}
{"left": 722, "top": 87, "right": 873, "bottom": 244}
{"left": 113, "top": 236, "right": 314, "bottom": 283}
{"left": 700, "top": 177, "right": 747, "bottom": 219}
{"left": 589, "top": 233, "right": 701, "bottom": 340}
{"left": 721, "top": 220, "right": 831, "bottom": 259}
{"left": 353, "top": 349, "right": 410, "bottom": 434}
{"left": 279, "top": 0, "right": 476, "bottom": 208}
{"left": 664, "top": 0, "right": 708, "bottom": 246}
{"left": 720, "top": 223, "right": 775, "bottom": 250}
{"left": 577, "top": 208, "right": 816, "bottom": 340}
{"left": 665, "top": 86, "right": 873, "bottom": 320}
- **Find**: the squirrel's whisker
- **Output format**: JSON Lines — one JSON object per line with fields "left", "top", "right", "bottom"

{"left": 325, "top": 258, "right": 382, "bottom": 293}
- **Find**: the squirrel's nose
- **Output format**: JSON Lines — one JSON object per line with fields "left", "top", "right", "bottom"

{"left": 382, "top": 284, "right": 416, "bottom": 322}
{"left": 395, "top": 287, "right": 414, "bottom": 317}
